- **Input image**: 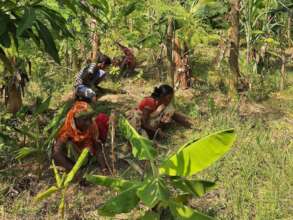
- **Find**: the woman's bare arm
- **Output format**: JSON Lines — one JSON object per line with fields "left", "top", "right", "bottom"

{"left": 141, "top": 108, "right": 158, "bottom": 133}
{"left": 172, "top": 112, "right": 193, "bottom": 128}
{"left": 52, "top": 138, "right": 74, "bottom": 171}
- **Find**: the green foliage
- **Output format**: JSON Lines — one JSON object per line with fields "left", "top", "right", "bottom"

{"left": 119, "top": 116, "right": 157, "bottom": 160}
{"left": 35, "top": 148, "right": 89, "bottom": 218}
{"left": 36, "top": 20, "right": 60, "bottom": 63}
{"left": 85, "top": 174, "right": 138, "bottom": 191}
{"left": 86, "top": 118, "right": 236, "bottom": 219}
{"left": 33, "top": 96, "right": 51, "bottom": 116}
{"left": 140, "top": 211, "right": 160, "bottom": 220}
{"left": 121, "top": 0, "right": 139, "bottom": 16}
{"left": 52, "top": 161, "right": 62, "bottom": 187}
{"left": 16, "top": 7, "right": 36, "bottom": 37}
{"left": 136, "top": 177, "right": 169, "bottom": 208}
{"left": 44, "top": 101, "right": 72, "bottom": 140}
{"left": 170, "top": 177, "right": 215, "bottom": 197}
{"left": 99, "top": 184, "right": 141, "bottom": 216}
{"left": 11, "top": 98, "right": 71, "bottom": 163}
{"left": 11, "top": 96, "right": 55, "bottom": 160}
{"left": 15, "top": 147, "right": 40, "bottom": 160}
{"left": 0, "top": 1, "right": 73, "bottom": 66}
{"left": 169, "top": 201, "right": 214, "bottom": 220}
{"left": 64, "top": 148, "right": 89, "bottom": 187}
{"left": 34, "top": 186, "right": 59, "bottom": 203}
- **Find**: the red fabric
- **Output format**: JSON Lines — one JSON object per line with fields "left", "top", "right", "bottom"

{"left": 138, "top": 97, "right": 158, "bottom": 113}
{"left": 57, "top": 101, "right": 100, "bottom": 155}
{"left": 95, "top": 113, "right": 109, "bottom": 143}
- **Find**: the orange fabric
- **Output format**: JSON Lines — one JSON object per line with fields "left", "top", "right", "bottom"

{"left": 57, "top": 101, "right": 99, "bottom": 155}
{"left": 138, "top": 97, "right": 158, "bottom": 113}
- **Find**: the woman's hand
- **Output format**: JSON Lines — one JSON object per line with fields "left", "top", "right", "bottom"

{"left": 156, "top": 128, "right": 167, "bottom": 138}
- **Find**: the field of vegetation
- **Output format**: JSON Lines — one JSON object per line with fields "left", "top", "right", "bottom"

{"left": 0, "top": 0, "right": 293, "bottom": 219}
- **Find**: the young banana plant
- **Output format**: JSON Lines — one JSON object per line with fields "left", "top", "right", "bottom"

{"left": 34, "top": 148, "right": 89, "bottom": 220}
{"left": 85, "top": 116, "right": 237, "bottom": 219}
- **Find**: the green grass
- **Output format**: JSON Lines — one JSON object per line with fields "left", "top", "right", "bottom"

{"left": 164, "top": 76, "right": 293, "bottom": 219}
{"left": 1, "top": 63, "right": 293, "bottom": 219}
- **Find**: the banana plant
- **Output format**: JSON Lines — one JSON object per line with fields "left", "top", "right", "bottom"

{"left": 86, "top": 116, "right": 236, "bottom": 219}
{"left": 34, "top": 148, "right": 89, "bottom": 220}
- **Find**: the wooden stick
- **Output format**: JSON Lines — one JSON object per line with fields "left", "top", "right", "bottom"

{"left": 110, "top": 111, "right": 117, "bottom": 175}
{"left": 101, "top": 143, "right": 112, "bottom": 175}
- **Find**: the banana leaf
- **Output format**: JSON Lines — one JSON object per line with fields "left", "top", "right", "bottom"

{"left": 98, "top": 184, "right": 140, "bottom": 216}
{"left": 118, "top": 116, "right": 157, "bottom": 160}
{"left": 136, "top": 177, "right": 169, "bottom": 208}
{"left": 169, "top": 201, "right": 214, "bottom": 220}
{"left": 170, "top": 177, "right": 215, "bottom": 197}
{"left": 85, "top": 174, "right": 138, "bottom": 191}
{"left": 159, "top": 129, "right": 236, "bottom": 177}
{"left": 34, "top": 186, "right": 59, "bottom": 202}
{"left": 64, "top": 148, "right": 89, "bottom": 187}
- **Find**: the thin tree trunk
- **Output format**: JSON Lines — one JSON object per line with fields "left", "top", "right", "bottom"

{"left": 175, "top": 40, "right": 191, "bottom": 90}
{"left": 166, "top": 17, "right": 175, "bottom": 88}
{"left": 72, "top": 49, "right": 79, "bottom": 73}
{"left": 110, "top": 111, "right": 117, "bottom": 175}
{"left": 288, "top": 10, "right": 292, "bottom": 47}
{"left": 156, "top": 44, "right": 164, "bottom": 81}
{"left": 228, "top": 0, "right": 241, "bottom": 95}
{"left": 90, "top": 19, "right": 99, "bottom": 62}
{"left": 280, "top": 52, "right": 286, "bottom": 90}
{"left": 65, "top": 42, "right": 69, "bottom": 75}
{"left": 182, "top": 42, "right": 191, "bottom": 89}
{"left": 4, "top": 58, "right": 23, "bottom": 114}
{"left": 173, "top": 36, "right": 182, "bottom": 89}
{"left": 7, "top": 82, "right": 22, "bottom": 114}
{"left": 246, "top": 28, "right": 251, "bottom": 63}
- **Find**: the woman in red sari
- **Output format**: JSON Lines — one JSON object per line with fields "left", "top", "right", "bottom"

{"left": 127, "top": 84, "right": 192, "bottom": 139}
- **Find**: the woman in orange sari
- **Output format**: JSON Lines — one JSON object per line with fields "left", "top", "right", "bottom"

{"left": 53, "top": 101, "right": 109, "bottom": 172}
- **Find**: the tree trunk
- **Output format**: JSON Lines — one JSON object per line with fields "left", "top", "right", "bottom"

{"left": 65, "top": 42, "right": 69, "bottom": 75}
{"left": 6, "top": 82, "right": 22, "bottom": 114}
{"left": 174, "top": 40, "right": 191, "bottom": 90}
{"left": 4, "top": 58, "right": 26, "bottom": 114}
{"left": 228, "top": 0, "right": 241, "bottom": 95}
{"left": 288, "top": 10, "right": 292, "bottom": 47}
{"left": 280, "top": 52, "right": 286, "bottom": 90}
{"left": 155, "top": 44, "right": 165, "bottom": 81}
{"left": 173, "top": 37, "right": 181, "bottom": 67}
{"left": 173, "top": 36, "right": 182, "bottom": 89}
{"left": 246, "top": 29, "right": 251, "bottom": 63}
{"left": 166, "top": 17, "right": 175, "bottom": 88}
{"left": 72, "top": 48, "right": 80, "bottom": 73}
{"left": 90, "top": 19, "right": 99, "bottom": 62}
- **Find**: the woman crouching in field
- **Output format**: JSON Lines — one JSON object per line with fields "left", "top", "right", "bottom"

{"left": 127, "top": 84, "right": 192, "bottom": 139}
{"left": 52, "top": 101, "right": 109, "bottom": 174}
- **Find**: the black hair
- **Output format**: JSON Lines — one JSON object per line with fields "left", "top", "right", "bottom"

{"left": 151, "top": 84, "right": 174, "bottom": 99}
{"left": 96, "top": 53, "right": 112, "bottom": 66}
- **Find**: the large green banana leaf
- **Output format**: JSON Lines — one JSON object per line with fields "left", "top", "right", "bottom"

{"left": 159, "top": 129, "right": 236, "bottom": 177}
